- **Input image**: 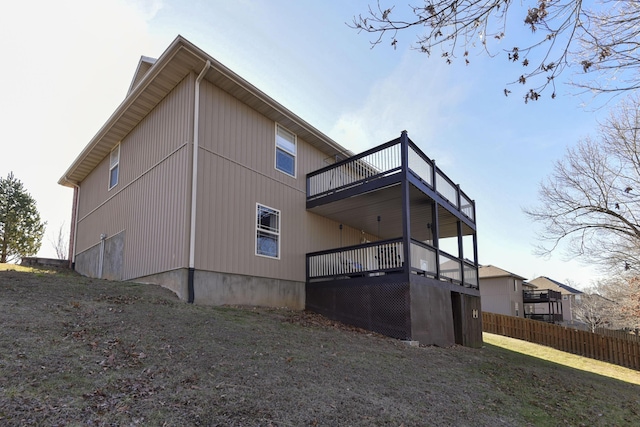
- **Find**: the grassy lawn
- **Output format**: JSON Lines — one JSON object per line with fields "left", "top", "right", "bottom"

{"left": 1, "top": 264, "right": 639, "bottom": 426}
{"left": 484, "top": 333, "right": 640, "bottom": 386}
{"left": 0, "top": 263, "right": 48, "bottom": 273}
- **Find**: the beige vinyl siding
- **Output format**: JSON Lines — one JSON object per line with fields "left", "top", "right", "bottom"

{"left": 199, "top": 81, "right": 332, "bottom": 192}
{"left": 75, "top": 74, "right": 194, "bottom": 280}
{"left": 195, "top": 149, "right": 368, "bottom": 281}
{"left": 479, "top": 277, "right": 512, "bottom": 315}
{"left": 194, "top": 81, "right": 364, "bottom": 282}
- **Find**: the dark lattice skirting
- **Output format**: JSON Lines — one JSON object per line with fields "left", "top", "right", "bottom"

{"left": 306, "top": 278, "right": 411, "bottom": 340}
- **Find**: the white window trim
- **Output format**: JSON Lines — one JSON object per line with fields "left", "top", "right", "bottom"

{"left": 108, "top": 144, "right": 120, "bottom": 190}
{"left": 275, "top": 124, "right": 297, "bottom": 178}
{"left": 256, "top": 203, "right": 281, "bottom": 259}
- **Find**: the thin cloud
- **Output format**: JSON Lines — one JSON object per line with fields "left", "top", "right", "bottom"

{"left": 328, "top": 51, "right": 471, "bottom": 165}
{"left": 0, "top": 0, "right": 163, "bottom": 258}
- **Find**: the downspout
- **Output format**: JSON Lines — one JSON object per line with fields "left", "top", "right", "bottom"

{"left": 188, "top": 60, "right": 211, "bottom": 304}
{"left": 65, "top": 177, "right": 80, "bottom": 270}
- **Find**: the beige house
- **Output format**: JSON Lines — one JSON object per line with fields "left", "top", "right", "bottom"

{"left": 479, "top": 266, "right": 565, "bottom": 322}
{"left": 479, "top": 265, "right": 527, "bottom": 317}
{"left": 59, "top": 36, "right": 481, "bottom": 347}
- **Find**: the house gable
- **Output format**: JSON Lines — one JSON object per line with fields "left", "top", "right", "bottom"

{"left": 128, "top": 56, "right": 157, "bottom": 95}
{"left": 529, "top": 276, "right": 583, "bottom": 295}
{"left": 479, "top": 264, "right": 527, "bottom": 281}
{"left": 59, "top": 35, "right": 350, "bottom": 188}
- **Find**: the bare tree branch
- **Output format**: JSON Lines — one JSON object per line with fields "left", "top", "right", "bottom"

{"left": 572, "top": 288, "right": 616, "bottom": 332}
{"left": 351, "top": 0, "right": 640, "bottom": 101}
{"left": 48, "top": 222, "right": 69, "bottom": 260}
{"left": 595, "top": 277, "right": 640, "bottom": 330}
{"left": 524, "top": 96, "right": 640, "bottom": 273}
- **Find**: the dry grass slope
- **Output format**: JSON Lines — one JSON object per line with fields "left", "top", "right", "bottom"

{"left": 0, "top": 265, "right": 639, "bottom": 426}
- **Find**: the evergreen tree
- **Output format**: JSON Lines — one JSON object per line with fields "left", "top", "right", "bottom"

{"left": 0, "top": 172, "right": 45, "bottom": 263}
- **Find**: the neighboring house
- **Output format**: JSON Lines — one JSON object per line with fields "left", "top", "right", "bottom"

{"left": 58, "top": 36, "right": 481, "bottom": 347}
{"left": 479, "top": 266, "right": 564, "bottom": 323}
{"left": 478, "top": 265, "right": 527, "bottom": 317}
{"left": 528, "top": 276, "right": 583, "bottom": 324}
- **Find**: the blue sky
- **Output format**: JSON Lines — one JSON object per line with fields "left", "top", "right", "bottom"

{"left": 0, "top": 0, "right": 609, "bottom": 287}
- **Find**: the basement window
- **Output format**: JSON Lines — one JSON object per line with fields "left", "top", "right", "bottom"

{"left": 275, "top": 124, "right": 296, "bottom": 177}
{"left": 109, "top": 144, "right": 120, "bottom": 190}
{"left": 256, "top": 204, "right": 280, "bottom": 259}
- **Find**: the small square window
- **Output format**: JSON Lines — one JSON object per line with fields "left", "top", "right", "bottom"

{"left": 275, "top": 124, "right": 296, "bottom": 177}
{"left": 109, "top": 145, "right": 120, "bottom": 190}
{"left": 256, "top": 204, "right": 280, "bottom": 258}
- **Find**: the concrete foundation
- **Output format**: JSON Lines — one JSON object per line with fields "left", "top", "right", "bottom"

{"left": 133, "top": 269, "right": 304, "bottom": 309}
{"left": 193, "top": 270, "right": 304, "bottom": 309}
{"left": 102, "top": 231, "right": 124, "bottom": 281}
{"left": 409, "top": 275, "right": 483, "bottom": 348}
{"left": 74, "top": 243, "right": 100, "bottom": 278}
{"left": 135, "top": 268, "right": 189, "bottom": 301}
{"left": 21, "top": 257, "right": 69, "bottom": 269}
{"left": 74, "top": 231, "right": 124, "bottom": 280}
{"left": 410, "top": 283, "right": 456, "bottom": 347}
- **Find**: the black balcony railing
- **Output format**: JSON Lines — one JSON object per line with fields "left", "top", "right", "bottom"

{"left": 307, "top": 239, "right": 404, "bottom": 281}
{"left": 523, "top": 289, "right": 562, "bottom": 302}
{"left": 525, "top": 313, "right": 564, "bottom": 323}
{"left": 307, "top": 137, "right": 476, "bottom": 223}
{"left": 306, "top": 238, "right": 479, "bottom": 289}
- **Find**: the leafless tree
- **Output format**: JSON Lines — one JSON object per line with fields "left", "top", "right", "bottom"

{"left": 49, "top": 222, "right": 69, "bottom": 260}
{"left": 596, "top": 277, "right": 640, "bottom": 331}
{"left": 525, "top": 95, "right": 640, "bottom": 275}
{"left": 351, "top": 1, "right": 640, "bottom": 101}
{"left": 572, "top": 288, "right": 615, "bottom": 332}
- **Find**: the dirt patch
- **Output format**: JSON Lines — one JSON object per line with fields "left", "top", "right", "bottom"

{"left": 1, "top": 267, "right": 638, "bottom": 426}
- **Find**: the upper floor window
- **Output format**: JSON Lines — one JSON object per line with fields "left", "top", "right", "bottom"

{"left": 275, "top": 124, "right": 296, "bottom": 177}
{"left": 256, "top": 204, "right": 280, "bottom": 259}
{"left": 513, "top": 279, "right": 518, "bottom": 292}
{"left": 109, "top": 144, "right": 120, "bottom": 190}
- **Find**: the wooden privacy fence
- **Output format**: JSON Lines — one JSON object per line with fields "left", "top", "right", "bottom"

{"left": 482, "top": 312, "right": 640, "bottom": 371}
{"left": 594, "top": 327, "right": 640, "bottom": 343}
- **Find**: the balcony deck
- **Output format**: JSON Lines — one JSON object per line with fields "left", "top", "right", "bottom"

{"left": 307, "top": 136, "right": 475, "bottom": 227}
{"left": 306, "top": 238, "right": 478, "bottom": 289}
{"left": 525, "top": 313, "right": 564, "bottom": 323}
{"left": 523, "top": 289, "right": 563, "bottom": 323}
{"left": 303, "top": 132, "right": 482, "bottom": 347}
{"left": 523, "top": 289, "right": 562, "bottom": 303}
{"left": 305, "top": 133, "right": 478, "bottom": 290}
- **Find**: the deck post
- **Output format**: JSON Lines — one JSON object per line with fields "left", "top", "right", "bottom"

{"left": 432, "top": 199, "right": 441, "bottom": 280}
{"left": 457, "top": 220, "right": 464, "bottom": 285}
{"left": 400, "top": 131, "right": 411, "bottom": 278}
